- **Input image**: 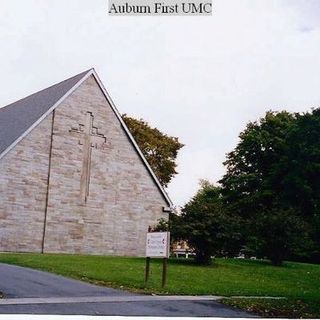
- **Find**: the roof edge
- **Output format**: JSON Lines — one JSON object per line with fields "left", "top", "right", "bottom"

{"left": 0, "top": 68, "right": 173, "bottom": 207}
{"left": 91, "top": 69, "right": 173, "bottom": 207}
{"left": 0, "top": 69, "right": 92, "bottom": 161}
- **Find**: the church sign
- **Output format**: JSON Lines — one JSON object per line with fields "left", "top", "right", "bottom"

{"left": 146, "top": 232, "right": 170, "bottom": 258}
{"left": 145, "top": 231, "right": 170, "bottom": 287}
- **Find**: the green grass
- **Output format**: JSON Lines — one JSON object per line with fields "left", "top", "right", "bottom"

{"left": 0, "top": 253, "right": 319, "bottom": 317}
{"left": 222, "top": 298, "right": 320, "bottom": 318}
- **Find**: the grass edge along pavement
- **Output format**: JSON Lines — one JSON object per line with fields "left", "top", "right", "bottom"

{"left": 222, "top": 297, "right": 320, "bottom": 318}
{"left": 0, "top": 253, "right": 319, "bottom": 318}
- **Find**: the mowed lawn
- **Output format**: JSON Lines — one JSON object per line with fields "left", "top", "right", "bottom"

{"left": 0, "top": 253, "right": 319, "bottom": 317}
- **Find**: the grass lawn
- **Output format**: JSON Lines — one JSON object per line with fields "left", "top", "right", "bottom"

{"left": 0, "top": 253, "right": 319, "bottom": 318}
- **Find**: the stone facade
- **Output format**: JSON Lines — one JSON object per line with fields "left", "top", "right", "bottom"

{"left": 0, "top": 115, "right": 52, "bottom": 252}
{"left": 0, "top": 75, "right": 169, "bottom": 256}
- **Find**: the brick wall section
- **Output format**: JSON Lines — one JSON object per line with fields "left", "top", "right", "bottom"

{"left": 0, "top": 115, "right": 53, "bottom": 252}
{"left": 43, "top": 75, "right": 168, "bottom": 255}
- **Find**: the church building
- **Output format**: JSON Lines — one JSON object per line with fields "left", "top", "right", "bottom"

{"left": 0, "top": 69, "right": 171, "bottom": 256}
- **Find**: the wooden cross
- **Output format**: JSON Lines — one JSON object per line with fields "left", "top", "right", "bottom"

{"left": 69, "top": 112, "right": 106, "bottom": 203}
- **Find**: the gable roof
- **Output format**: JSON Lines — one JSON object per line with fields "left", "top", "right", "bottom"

{"left": 0, "top": 69, "right": 172, "bottom": 207}
{"left": 0, "top": 70, "right": 91, "bottom": 156}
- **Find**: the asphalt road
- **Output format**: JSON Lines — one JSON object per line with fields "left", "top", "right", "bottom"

{"left": 0, "top": 263, "right": 256, "bottom": 317}
{"left": 0, "top": 263, "right": 131, "bottom": 298}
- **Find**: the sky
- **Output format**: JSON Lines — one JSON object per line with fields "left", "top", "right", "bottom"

{"left": 0, "top": 0, "right": 319, "bottom": 206}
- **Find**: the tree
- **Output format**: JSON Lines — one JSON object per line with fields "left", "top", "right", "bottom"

{"left": 287, "top": 109, "right": 320, "bottom": 263}
{"left": 122, "top": 115, "right": 184, "bottom": 188}
{"left": 220, "top": 109, "right": 320, "bottom": 265}
{"left": 244, "top": 208, "right": 311, "bottom": 266}
{"left": 220, "top": 111, "right": 296, "bottom": 219}
{"left": 180, "top": 181, "right": 241, "bottom": 265}
{"left": 151, "top": 210, "right": 184, "bottom": 247}
{"left": 281, "top": 109, "right": 320, "bottom": 219}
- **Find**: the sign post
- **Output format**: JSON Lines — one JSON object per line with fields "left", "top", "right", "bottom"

{"left": 145, "top": 231, "right": 170, "bottom": 287}
{"left": 162, "top": 257, "right": 168, "bottom": 287}
{"left": 145, "top": 256, "right": 151, "bottom": 283}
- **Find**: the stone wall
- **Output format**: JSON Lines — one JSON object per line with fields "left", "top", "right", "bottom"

{"left": 0, "top": 115, "right": 52, "bottom": 252}
{"left": 0, "top": 75, "right": 169, "bottom": 256}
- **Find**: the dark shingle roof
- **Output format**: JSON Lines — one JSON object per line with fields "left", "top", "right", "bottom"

{"left": 0, "top": 69, "right": 90, "bottom": 155}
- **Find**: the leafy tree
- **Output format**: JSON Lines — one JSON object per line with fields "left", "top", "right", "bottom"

{"left": 244, "top": 208, "right": 311, "bottom": 266}
{"left": 220, "top": 111, "right": 296, "bottom": 218}
{"left": 122, "top": 115, "right": 184, "bottom": 187}
{"left": 220, "top": 109, "right": 320, "bottom": 265}
{"left": 310, "top": 214, "right": 320, "bottom": 263}
{"left": 151, "top": 210, "right": 184, "bottom": 247}
{"left": 180, "top": 181, "right": 242, "bottom": 265}
{"left": 288, "top": 109, "right": 320, "bottom": 262}
{"left": 282, "top": 109, "right": 320, "bottom": 219}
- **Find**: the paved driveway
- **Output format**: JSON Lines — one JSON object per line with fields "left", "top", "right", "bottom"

{"left": 0, "top": 263, "right": 256, "bottom": 317}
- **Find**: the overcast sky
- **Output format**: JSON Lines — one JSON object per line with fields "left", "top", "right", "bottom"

{"left": 0, "top": 0, "right": 319, "bottom": 206}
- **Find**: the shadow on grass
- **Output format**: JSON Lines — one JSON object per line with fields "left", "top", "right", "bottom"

{"left": 224, "top": 258, "right": 293, "bottom": 268}
{"left": 168, "top": 257, "right": 296, "bottom": 269}
{"left": 149, "top": 257, "right": 275, "bottom": 268}
{"left": 167, "top": 257, "right": 219, "bottom": 268}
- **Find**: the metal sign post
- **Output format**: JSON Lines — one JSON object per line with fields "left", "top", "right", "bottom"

{"left": 145, "top": 231, "right": 170, "bottom": 287}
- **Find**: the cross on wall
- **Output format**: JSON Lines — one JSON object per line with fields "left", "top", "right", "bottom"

{"left": 69, "top": 111, "right": 106, "bottom": 203}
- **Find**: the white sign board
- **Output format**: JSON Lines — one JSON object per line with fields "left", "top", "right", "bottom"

{"left": 146, "top": 232, "right": 170, "bottom": 258}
